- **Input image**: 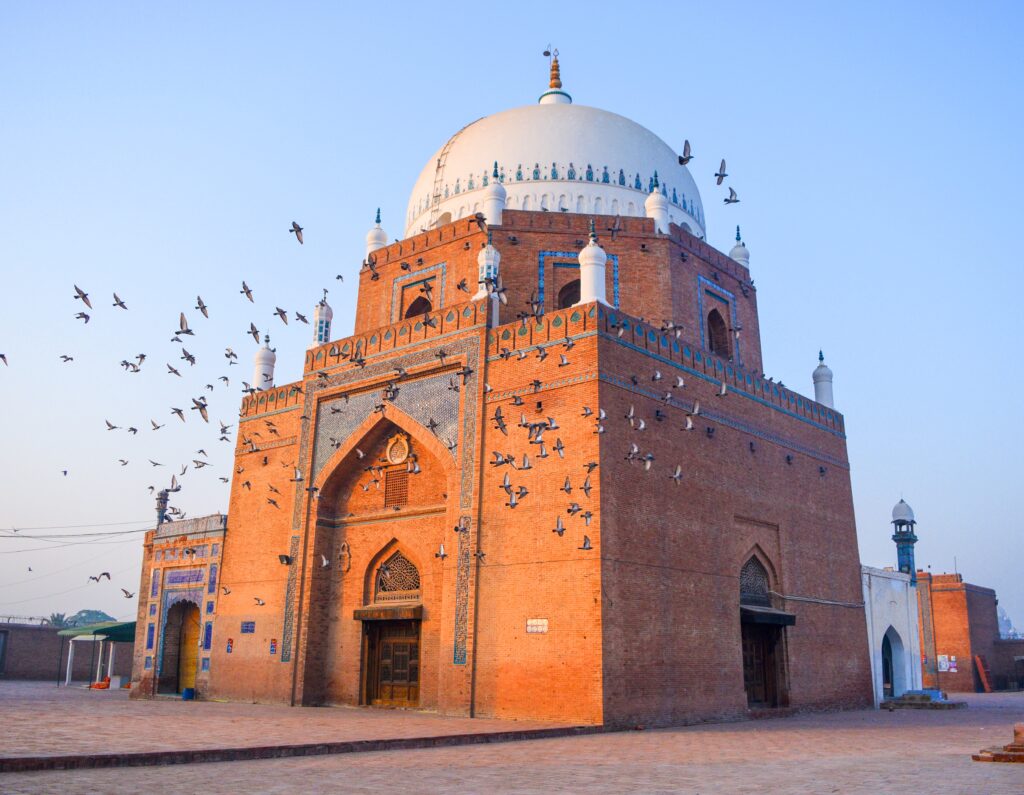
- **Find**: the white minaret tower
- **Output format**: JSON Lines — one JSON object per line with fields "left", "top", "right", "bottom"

{"left": 575, "top": 219, "right": 609, "bottom": 307}
{"left": 729, "top": 226, "right": 750, "bottom": 267}
{"left": 482, "top": 162, "right": 507, "bottom": 227}
{"left": 253, "top": 335, "right": 276, "bottom": 391}
{"left": 308, "top": 289, "right": 333, "bottom": 350}
{"left": 365, "top": 208, "right": 387, "bottom": 261}
{"left": 644, "top": 171, "right": 670, "bottom": 234}
{"left": 812, "top": 350, "right": 834, "bottom": 408}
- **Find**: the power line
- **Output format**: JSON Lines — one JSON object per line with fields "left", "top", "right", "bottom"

{"left": 0, "top": 536, "right": 142, "bottom": 554}
{"left": 0, "top": 526, "right": 152, "bottom": 540}
{"left": 0, "top": 563, "right": 137, "bottom": 607}
{"left": 0, "top": 519, "right": 153, "bottom": 533}
{"left": 0, "top": 547, "right": 136, "bottom": 589}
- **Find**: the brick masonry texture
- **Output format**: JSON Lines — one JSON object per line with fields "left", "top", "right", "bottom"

{"left": 131, "top": 210, "right": 871, "bottom": 726}
{"left": 916, "top": 572, "right": 1022, "bottom": 692}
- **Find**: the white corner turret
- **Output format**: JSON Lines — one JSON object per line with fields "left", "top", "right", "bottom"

{"left": 644, "top": 171, "right": 670, "bottom": 233}
{"left": 575, "top": 220, "right": 609, "bottom": 306}
{"left": 812, "top": 350, "right": 834, "bottom": 408}
{"left": 473, "top": 231, "right": 501, "bottom": 301}
{"left": 254, "top": 335, "right": 277, "bottom": 391}
{"left": 482, "top": 162, "right": 507, "bottom": 227}
{"left": 729, "top": 226, "right": 750, "bottom": 267}
{"left": 365, "top": 208, "right": 387, "bottom": 261}
{"left": 308, "top": 290, "right": 333, "bottom": 351}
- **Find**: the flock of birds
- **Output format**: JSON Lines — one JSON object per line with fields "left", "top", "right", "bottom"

{"left": 678, "top": 140, "right": 740, "bottom": 206}
{"left": 2, "top": 223, "right": 320, "bottom": 602}
{"left": 1, "top": 131, "right": 744, "bottom": 608}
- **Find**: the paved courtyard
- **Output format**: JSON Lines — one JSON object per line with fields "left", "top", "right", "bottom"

{"left": 2, "top": 681, "right": 1023, "bottom": 794}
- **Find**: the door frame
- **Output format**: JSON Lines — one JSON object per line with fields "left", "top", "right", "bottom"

{"left": 361, "top": 619, "right": 421, "bottom": 707}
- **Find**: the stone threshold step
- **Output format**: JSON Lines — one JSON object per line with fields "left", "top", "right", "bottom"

{"left": 0, "top": 725, "right": 603, "bottom": 774}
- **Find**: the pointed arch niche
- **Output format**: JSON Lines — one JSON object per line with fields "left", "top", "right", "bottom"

{"left": 314, "top": 414, "right": 451, "bottom": 527}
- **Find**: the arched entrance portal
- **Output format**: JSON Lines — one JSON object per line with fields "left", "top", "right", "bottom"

{"left": 160, "top": 601, "right": 200, "bottom": 694}
{"left": 361, "top": 551, "right": 422, "bottom": 707}
{"left": 882, "top": 626, "right": 907, "bottom": 699}
{"left": 738, "top": 555, "right": 793, "bottom": 708}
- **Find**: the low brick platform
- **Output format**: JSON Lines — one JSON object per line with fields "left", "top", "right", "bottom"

{"left": 973, "top": 722, "right": 1024, "bottom": 763}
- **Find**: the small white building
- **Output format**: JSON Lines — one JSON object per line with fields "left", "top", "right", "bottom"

{"left": 861, "top": 565, "right": 923, "bottom": 705}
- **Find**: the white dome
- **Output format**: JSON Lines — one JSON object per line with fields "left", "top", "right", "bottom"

{"left": 405, "top": 102, "right": 705, "bottom": 238}
{"left": 891, "top": 499, "right": 915, "bottom": 524}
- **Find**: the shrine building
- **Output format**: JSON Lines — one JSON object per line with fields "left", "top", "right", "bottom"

{"left": 131, "top": 56, "right": 873, "bottom": 725}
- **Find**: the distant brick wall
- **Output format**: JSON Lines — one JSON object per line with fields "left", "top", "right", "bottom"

{"left": 916, "top": 573, "right": 1005, "bottom": 692}
{"left": 0, "top": 623, "right": 131, "bottom": 682}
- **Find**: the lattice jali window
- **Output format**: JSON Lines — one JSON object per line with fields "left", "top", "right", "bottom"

{"left": 384, "top": 469, "right": 409, "bottom": 508}
{"left": 740, "top": 557, "right": 771, "bottom": 606}
{"left": 374, "top": 552, "right": 420, "bottom": 603}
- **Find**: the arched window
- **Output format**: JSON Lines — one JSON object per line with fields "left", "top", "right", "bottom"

{"left": 707, "top": 308, "right": 731, "bottom": 359}
{"left": 374, "top": 551, "right": 420, "bottom": 603}
{"left": 740, "top": 557, "right": 771, "bottom": 606}
{"left": 404, "top": 296, "right": 432, "bottom": 318}
{"left": 435, "top": 211, "right": 452, "bottom": 228}
{"left": 557, "top": 279, "right": 580, "bottom": 309}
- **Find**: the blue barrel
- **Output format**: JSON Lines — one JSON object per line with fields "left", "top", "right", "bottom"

{"left": 181, "top": 688, "right": 196, "bottom": 701}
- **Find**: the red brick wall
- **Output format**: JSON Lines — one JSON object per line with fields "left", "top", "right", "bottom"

{"left": 916, "top": 573, "right": 1000, "bottom": 692}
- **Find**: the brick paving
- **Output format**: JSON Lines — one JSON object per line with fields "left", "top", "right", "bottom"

{"left": 2, "top": 682, "right": 1023, "bottom": 793}
{"left": 0, "top": 681, "right": 565, "bottom": 759}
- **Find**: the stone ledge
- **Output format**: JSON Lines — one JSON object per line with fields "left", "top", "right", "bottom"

{"left": 0, "top": 725, "right": 603, "bottom": 773}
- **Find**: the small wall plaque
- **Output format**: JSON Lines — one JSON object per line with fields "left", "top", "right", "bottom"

{"left": 526, "top": 618, "right": 549, "bottom": 634}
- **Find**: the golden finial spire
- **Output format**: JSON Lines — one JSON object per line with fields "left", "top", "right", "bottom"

{"left": 544, "top": 46, "right": 561, "bottom": 89}
{"left": 549, "top": 53, "right": 562, "bottom": 89}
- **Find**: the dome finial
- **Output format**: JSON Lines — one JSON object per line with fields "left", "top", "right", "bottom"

{"left": 548, "top": 48, "right": 562, "bottom": 89}
{"left": 819, "top": 349, "right": 824, "bottom": 363}
{"left": 374, "top": 207, "right": 381, "bottom": 225}
{"left": 492, "top": 160, "right": 499, "bottom": 179}
{"left": 652, "top": 171, "right": 660, "bottom": 191}
{"left": 588, "top": 218, "right": 597, "bottom": 244}
{"left": 736, "top": 225, "right": 742, "bottom": 242}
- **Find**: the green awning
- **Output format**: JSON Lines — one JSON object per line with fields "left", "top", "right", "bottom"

{"left": 57, "top": 621, "right": 136, "bottom": 642}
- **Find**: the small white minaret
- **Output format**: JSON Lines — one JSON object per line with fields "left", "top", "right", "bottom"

{"left": 473, "top": 230, "right": 501, "bottom": 300}
{"left": 365, "top": 208, "right": 387, "bottom": 261}
{"left": 575, "top": 219, "right": 609, "bottom": 307}
{"left": 308, "top": 289, "right": 333, "bottom": 351}
{"left": 812, "top": 350, "right": 834, "bottom": 408}
{"left": 253, "top": 335, "right": 276, "bottom": 391}
{"left": 482, "top": 162, "right": 507, "bottom": 227}
{"left": 644, "top": 171, "right": 670, "bottom": 234}
{"left": 729, "top": 225, "right": 750, "bottom": 267}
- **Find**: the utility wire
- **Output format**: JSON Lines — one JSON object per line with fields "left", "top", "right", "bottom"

{"left": 0, "top": 526, "right": 152, "bottom": 540}
{"left": 0, "top": 519, "right": 152, "bottom": 532}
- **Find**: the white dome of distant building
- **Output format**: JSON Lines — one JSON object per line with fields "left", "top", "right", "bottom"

{"left": 404, "top": 57, "right": 705, "bottom": 238}
{"left": 891, "top": 499, "right": 915, "bottom": 525}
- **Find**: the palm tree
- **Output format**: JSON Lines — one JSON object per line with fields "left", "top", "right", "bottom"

{"left": 46, "top": 612, "right": 71, "bottom": 628}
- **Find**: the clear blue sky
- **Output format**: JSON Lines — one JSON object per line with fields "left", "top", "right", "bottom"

{"left": 1, "top": 1, "right": 1021, "bottom": 627}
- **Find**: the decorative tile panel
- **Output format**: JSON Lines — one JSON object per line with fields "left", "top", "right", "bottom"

{"left": 453, "top": 516, "right": 471, "bottom": 665}
{"left": 280, "top": 534, "right": 300, "bottom": 662}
